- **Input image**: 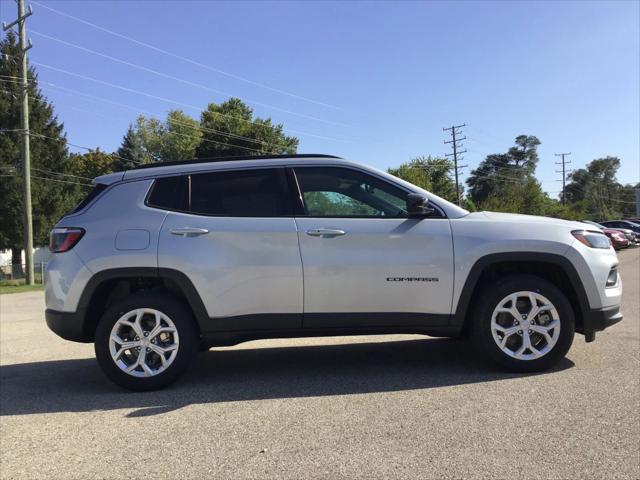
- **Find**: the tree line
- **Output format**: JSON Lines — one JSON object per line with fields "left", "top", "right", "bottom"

{"left": 1, "top": 32, "right": 637, "bottom": 269}
{"left": 390, "top": 135, "right": 637, "bottom": 221}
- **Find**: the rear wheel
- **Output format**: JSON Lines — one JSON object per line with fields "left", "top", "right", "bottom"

{"left": 471, "top": 274, "right": 575, "bottom": 372}
{"left": 95, "top": 292, "right": 197, "bottom": 391}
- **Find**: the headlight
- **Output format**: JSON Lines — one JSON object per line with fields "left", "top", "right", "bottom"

{"left": 572, "top": 230, "right": 611, "bottom": 249}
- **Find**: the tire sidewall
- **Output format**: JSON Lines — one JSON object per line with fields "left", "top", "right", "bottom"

{"left": 472, "top": 274, "right": 575, "bottom": 372}
{"left": 95, "top": 292, "right": 197, "bottom": 391}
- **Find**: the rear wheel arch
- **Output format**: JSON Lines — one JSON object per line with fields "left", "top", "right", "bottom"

{"left": 77, "top": 267, "right": 208, "bottom": 342}
{"left": 454, "top": 253, "right": 590, "bottom": 335}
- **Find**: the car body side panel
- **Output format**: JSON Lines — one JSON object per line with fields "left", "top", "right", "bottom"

{"left": 44, "top": 250, "right": 93, "bottom": 312}
{"left": 57, "top": 179, "right": 165, "bottom": 272}
{"left": 46, "top": 179, "right": 165, "bottom": 311}
{"left": 564, "top": 241, "right": 621, "bottom": 309}
{"left": 450, "top": 212, "right": 620, "bottom": 312}
{"left": 158, "top": 213, "right": 303, "bottom": 322}
{"left": 295, "top": 217, "right": 454, "bottom": 318}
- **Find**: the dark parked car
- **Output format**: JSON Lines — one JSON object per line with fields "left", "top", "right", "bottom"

{"left": 586, "top": 220, "right": 640, "bottom": 245}
{"left": 600, "top": 220, "right": 640, "bottom": 235}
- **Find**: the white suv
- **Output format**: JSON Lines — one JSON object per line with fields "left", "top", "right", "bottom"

{"left": 45, "top": 154, "right": 623, "bottom": 390}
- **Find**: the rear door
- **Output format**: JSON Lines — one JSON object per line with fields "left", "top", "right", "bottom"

{"left": 292, "top": 166, "right": 454, "bottom": 329}
{"left": 155, "top": 167, "right": 303, "bottom": 331}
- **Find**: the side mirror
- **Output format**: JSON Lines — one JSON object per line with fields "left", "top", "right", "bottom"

{"left": 406, "top": 193, "right": 434, "bottom": 218}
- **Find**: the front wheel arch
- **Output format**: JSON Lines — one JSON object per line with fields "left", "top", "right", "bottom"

{"left": 454, "top": 253, "right": 589, "bottom": 337}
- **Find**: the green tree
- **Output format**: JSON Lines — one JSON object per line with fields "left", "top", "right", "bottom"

{"left": 163, "top": 110, "right": 202, "bottom": 161}
{"left": 56, "top": 150, "right": 117, "bottom": 216}
{"left": 115, "top": 125, "right": 149, "bottom": 170}
{"left": 0, "top": 32, "right": 69, "bottom": 270}
{"left": 67, "top": 149, "right": 115, "bottom": 181}
{"left": 564, "top": 156, "right": 631, "bottom": 220}
{"left": 615, "top": 182, "right": 640, "bottom": 218}
{"left": 115, "top": 110, "right": 202, "bottom": 168}
{"left": 196, "top": 98, "right": 298, "bottom": 158}
{"left": 466, "top": 135, "right": 548, "bottom": 214}
{"left": 388, "top": 156, "right": 458, "bottom": 202}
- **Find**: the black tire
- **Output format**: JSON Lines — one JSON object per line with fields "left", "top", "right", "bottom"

{"left": 471, "top": 274, "right": 575, "bottom": 372}
{"left": 95, "top": 292, "right": 198, "bottom": 391}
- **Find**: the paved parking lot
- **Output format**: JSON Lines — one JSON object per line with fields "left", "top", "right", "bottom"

{"left": 1, "top": 249, "right": 638, "bottom": 479}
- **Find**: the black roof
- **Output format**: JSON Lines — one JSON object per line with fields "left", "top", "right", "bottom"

{"left": 130, "top": 153, "right": 342, "bottom": 171}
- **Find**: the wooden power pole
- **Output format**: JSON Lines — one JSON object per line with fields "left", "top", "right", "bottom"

{"left": 443, "top": 124, "right": 467, "bottom": 206}
{"left": 555, "top": 152, "right": 572, "bottom": 205}
{"left": 3, "top": 0, "right": 34, "bottom": 284}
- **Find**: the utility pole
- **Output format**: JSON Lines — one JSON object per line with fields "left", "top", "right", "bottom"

{"left": 443, "top": 123, "right": 467, "bottom": 206}
{"left": 3, "top": 0, "right": 34, "bottom": 284}
{"left": 555, "top": 152, "right": 572, "bottom": 205}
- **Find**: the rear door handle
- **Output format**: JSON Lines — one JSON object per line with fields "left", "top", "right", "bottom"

{"left": 305, "top": 228, "right": 346, "bottom": 237}
{"left": 170, "top": 227, "right": 209, "bottom": 236}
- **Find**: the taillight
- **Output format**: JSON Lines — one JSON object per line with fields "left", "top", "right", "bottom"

{"left": 49, "top": 228, "right": 85, "bottom": 253}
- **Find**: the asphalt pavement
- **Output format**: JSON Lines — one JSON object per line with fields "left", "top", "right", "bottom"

{"left": 1, "top": 249, "right": 638, "bottom": 479}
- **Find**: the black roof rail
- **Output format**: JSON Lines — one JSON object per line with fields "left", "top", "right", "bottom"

{"left": 129, "top": 153, "right": 342, "bottom": 171}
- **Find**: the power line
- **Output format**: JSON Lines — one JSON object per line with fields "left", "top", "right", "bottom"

{"left": 39, "top": 82, "right": 302, "bottom": 148}
{"left": 33, "top": 167, "right": 93, "bottom": 181}
{"left": 1, "top": 172, "right": 92, "bottom": 187}
{"left": 30, "top": 0, "right": 341, "bottom": 110}
{"left": 2, "top": 164, "right": 94, "bottom": 183}
{"left": 20, "top": 56, "right": 338, "bottom": 143}
{"left": 0, "top": 129, "right": 140, "bottom": 166}
{"left": 40, "top": 80, "right": 348, "bottom": 143}
{"left": 32, "top": 173, "right": 92, "bottom": 186}
{"left": 0, "top": 74, "right": 30, "bottom": 81}
{"left": 2, "top": 64, "right": 349, "bottom": 144}
{"left": 2, "top": 114, "right": 295, "bottom": 171}
{"left": 6, "top": 128, "right": 268, "bottom": 167}
{"left": 29, "top": 29, "right": 348, "bottom": 127}
{"left": 7, "top": 54, "right": 278, "bottom": 136}
{"left": 443, "top": 123, "right": 467, "bottom": 206}
{"left": 555, "top": 152, "right": 572, "bottom": 204}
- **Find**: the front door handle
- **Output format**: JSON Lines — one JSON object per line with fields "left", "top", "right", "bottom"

{"left": 170, "top": 227, "right": 209, "bottom": 237}
{"left": 306, "top": 228, "right": 346, "bottom": 237}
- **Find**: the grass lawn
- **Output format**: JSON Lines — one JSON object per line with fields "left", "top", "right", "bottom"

{"left": 0, "top": 283, "right": 44, "bottom": 294}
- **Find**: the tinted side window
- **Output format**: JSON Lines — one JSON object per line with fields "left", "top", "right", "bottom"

{"left": 147, "top": 175, "right": 189, "bottom": 211}
{"left": 294, "top": 167, "right": 408, "bottom": 217}
{"left": 68, "top": 183, "right": 107, "bottom": 215}
{"left": 190, "top": 168, "right": 289, "bottom": 217}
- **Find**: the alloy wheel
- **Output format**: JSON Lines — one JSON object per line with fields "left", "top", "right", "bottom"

{"left": 490, "top": 291, "right": 560, "bottom": 360}
{"left": 108, "top": 308, "right": 180, "bottom": 377}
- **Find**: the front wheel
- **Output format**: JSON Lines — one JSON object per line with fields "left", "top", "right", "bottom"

{"left": 95, "top": 292, "right": 198, "bottom": 391}
{"left": 471, "top": 274, "right": 575, "bottom": 372}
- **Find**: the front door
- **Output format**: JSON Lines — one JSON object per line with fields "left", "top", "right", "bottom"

{"left": 292, "top": 166, "right": 454, "bottom": 328}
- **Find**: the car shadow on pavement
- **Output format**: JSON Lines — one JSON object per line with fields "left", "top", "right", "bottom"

{"left": 0, "top": 337, "right": 574, "bottom": 417}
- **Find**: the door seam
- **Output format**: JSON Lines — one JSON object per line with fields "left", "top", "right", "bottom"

{"left": 292, "top": 216, "right": 306, "bottom": 327}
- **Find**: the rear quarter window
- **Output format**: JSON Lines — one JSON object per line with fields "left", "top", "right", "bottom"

{"left": 68, "top": 183, "right": 108, "bottom": 215}
{"left": 146, "top": 175, "right": 189, "bottom": 211}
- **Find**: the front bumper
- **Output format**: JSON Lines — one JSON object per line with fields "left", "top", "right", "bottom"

{"left": 578, "top": 305, "right": 623, "bottom": 342}
{"left": 45, "top": 308, "right": 90, "bottom": 343}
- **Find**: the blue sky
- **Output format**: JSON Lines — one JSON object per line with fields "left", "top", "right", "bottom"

{"left": 1, "top": 0, "right": 638, "bottom": 196}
